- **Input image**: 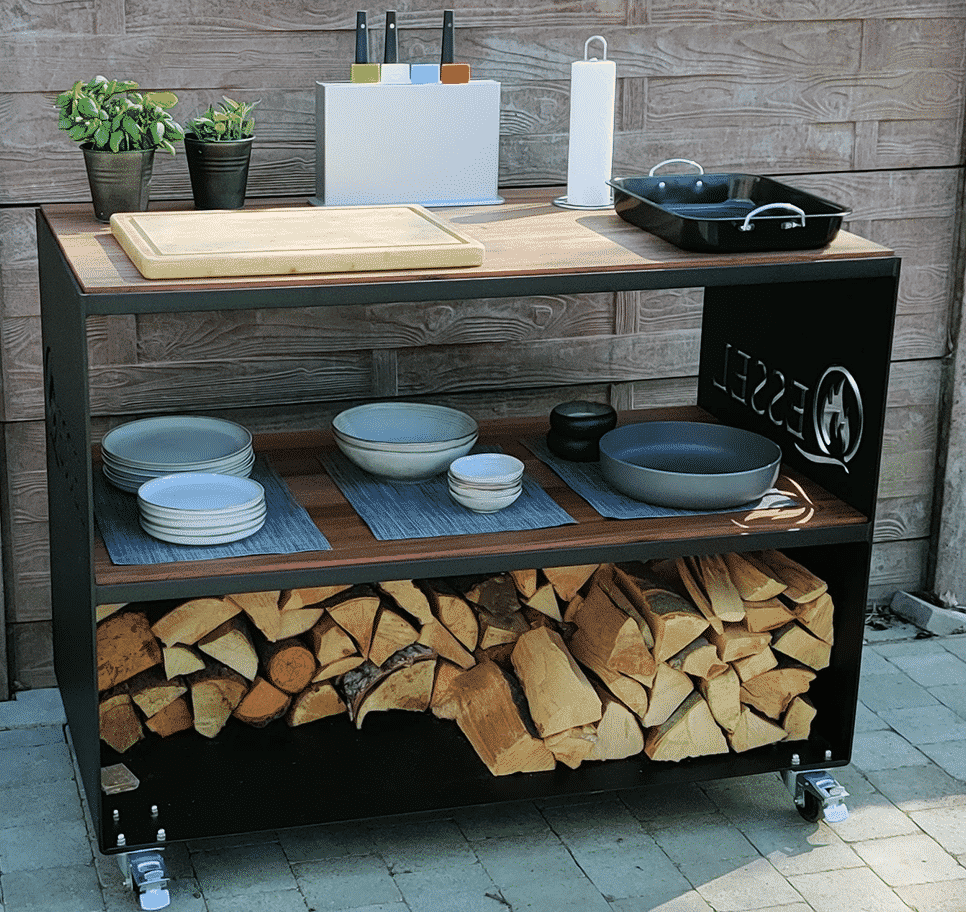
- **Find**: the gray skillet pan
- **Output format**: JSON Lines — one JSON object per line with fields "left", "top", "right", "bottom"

{"left": 598, "top": 421, "right": 782, "bottom": 510}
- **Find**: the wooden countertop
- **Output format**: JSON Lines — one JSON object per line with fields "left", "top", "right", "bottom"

{"left": 41, "top": 188, "right": 895, "bottom": 296}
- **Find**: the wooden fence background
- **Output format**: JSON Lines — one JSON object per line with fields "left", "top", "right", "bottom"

{"left": 2, "top": 0, "right": 964, "bottom": 693}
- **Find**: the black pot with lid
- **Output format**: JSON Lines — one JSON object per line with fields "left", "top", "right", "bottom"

{"left": 547, "top": 400, "right": 617, "bottom": 461}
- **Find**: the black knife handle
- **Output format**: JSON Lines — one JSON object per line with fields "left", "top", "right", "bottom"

{"left": 355, "top": 11, "right": 368, "bottom": 64}
{"left": 384, "top": 11, "right": 398, "bottom": 63}
{"left": 440, "top": 10, "right": 454, "bottom": 65}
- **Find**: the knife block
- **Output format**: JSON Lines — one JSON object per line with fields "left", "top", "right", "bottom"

{"left": 311, "top": 80, "right": 503, "bottom": 207}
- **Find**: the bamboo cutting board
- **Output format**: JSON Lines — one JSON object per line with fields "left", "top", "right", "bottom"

{"left": 109, "top": 204, "right": 485, "bottom": 279}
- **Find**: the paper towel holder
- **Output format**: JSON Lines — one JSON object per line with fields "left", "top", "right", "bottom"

{"left": 554, "top": 35, "right": 616, "bottom": 211}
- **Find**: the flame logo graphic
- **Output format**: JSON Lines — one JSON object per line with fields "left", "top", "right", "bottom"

{"left": 796, "top": 366, "right": 863, "bottom": 473}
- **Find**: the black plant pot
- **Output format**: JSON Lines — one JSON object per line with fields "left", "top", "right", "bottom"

{"left": 82, "top": 145, "right": 155, "bottom": 223}
{"left": 184, "top": 133, "right": 254, "bottom": 209}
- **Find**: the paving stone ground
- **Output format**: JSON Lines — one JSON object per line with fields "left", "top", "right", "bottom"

{"left": 1, "top": 625, "right": 964, "bottom": 912}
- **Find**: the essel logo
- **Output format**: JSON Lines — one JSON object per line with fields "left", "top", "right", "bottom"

{"left": 713, "top": 344, "right": 864, "bottom": 473}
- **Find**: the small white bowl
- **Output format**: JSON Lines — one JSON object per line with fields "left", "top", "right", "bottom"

{"left": 448, "top": 453, "right": 525, "bottom": 487}
{"left": 449, "top": 484, "right": 522, "bottom": 513}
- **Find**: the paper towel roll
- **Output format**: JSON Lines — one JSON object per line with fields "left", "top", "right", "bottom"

{"left": 566, "top": 53, "right": 616, "bottom": 207}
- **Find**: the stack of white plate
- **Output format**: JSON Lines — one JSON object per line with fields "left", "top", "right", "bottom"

{"left": 101, "top": 416, "right": 255, "bottom": 493}
{"left": 448, "top": 453, "right": 525, "bottom": 513}
{"left": 137, "top": 473, "right": 266, "bottom": 545}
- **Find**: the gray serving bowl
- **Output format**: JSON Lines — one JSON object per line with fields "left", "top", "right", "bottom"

{"left": 598, "top": 421, "right": 782, "bottom": 509}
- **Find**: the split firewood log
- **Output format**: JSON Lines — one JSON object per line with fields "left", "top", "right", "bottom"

{"left": 721, "top": 552, "right": 787, "bottom": 601}
{"left": 276, "top": 608, "right": 327, "bottom": 640}
{"left": 430, "top": 659, "right": 464, "bottom": 720}
{"left": 151, "top": 597, "right": 241, "bottom": 647}
{"left": 465, "top": 573, "right": 521, "bottom": 617}
{"left": 258, "top": 637, "right": 317, "bottom": 695}
{"left": 99, "top": 692, "right": 144, "bottom": 753}
{"left": 731, "top": 645, "right": 779, "bottom": 683}
{"left": 96, "top": 603, "right": 127, "bottom": 622}
{"left": 707, "top": 623, "right": 771, "bottom": 663}
{"left": 287, "top": 681, "right": 346, "bottom": 726}
{"left": 127, "top": 668, "right": 187, "bottom": 718}
{"left": 543, "top": 564, "right": 598, "bottom": 602}
{"left": 511, "top": 626, "right": 602, "bottom": 738}
{"left": 595, "top": 564, "right": 656, "bottom": 648}
{"left": 671, "top": 557, "right": 723, "bottom": 635}
{"left": 586, "top": 686, "right": 645, "bottom": 762}
{"left": 755, "top": 550, "right": 827, "bottom": 603}
{"left": 227, "top": 590, "right": 284, "bottom": 641}
{"left": 782, "top": 695, "right": 818, "bottom": 740}
{"left": 312, "top": 655, "right": 365, "bottom": 682}
{"left": 423, "top": 581, "right": 479, "bottom": 651}
{"left": 326, "top": 592, "right": 380, "bottom": 656}
{"left": 145, "top": 696, "right": 193, "bottom": 738}
{"left": 377, "top": 579, "right": 435, "bottom": 625}
{"left": 698, "top": 666, "right": 741, "bottom": 733}
{"left": 510, "top": 568, "right": 538, "bottom": 600}
{"left": 449, "top": 660, "right": 556, "bottom": 776}
{"left": 771, "top": 622, "right": 832, "bottom": 670}
{"left": 695, "top": 554, "right": 746, "bottom": 622}
{"left": 544, "top": 724, "right": 598, "bottom": 769}
{"left": 339, "top": 644, "right": 436, "bottom": 728}
{"left": 644, "top": 692, "right": 729, "bottom": 761}
{"left": 742, "top": 597, "right": 796, "bottom": 633}
{"left": 198, "top": 615, "right": 259, "bottom": 681}
{"left": 796, "top": 592, "right": 834, "bottom": 645}
{"left": 572, "top": 650, "right": 649, "bottom": 719}
{"left": 417, "top": 619, "right": 476, "bottom": 669}
{"left": 642, "top": 663, "right": 693, "bottom": 728}
{"left": 727, "top": 706, "right": 788, "bottom": 752}
{"left": 477, "top": 608, "right": 529, "bottom": 650}
{"left": 307, "top": 614, "right": 358, "bottom": 667}
{"left": 98, "top": 610, "right": 163, "bottom": 691}
{"left": 368, "top": 608, "right": 420, "bottom": 667}
{"left": 523, "top": 583, "right": 563, "bottom": 622}
{"left": 562, "top": 593, "right": 584, "bottom": 624}
{"left": 568, "top": 582, "right": 653, "bottom": 678}
{"left": 739, "top": 665, "right": 816, "bottom": 720}
{"left": 233, "top": 677, "right": 291, "bottom": 727}
{"left": 295, "top": 584, "right": 352, "bottom": 606}
{"left": 667, "top": 637, "right": 728, "bottom": 680}
{"left": 188, "top": 664, "right": 249, "bottom": 738}
{"left": 162, "top": 644, "right": 205, "bottom": 679}
{"left": 616, "top": 579, "right": 709, "bottom": 663}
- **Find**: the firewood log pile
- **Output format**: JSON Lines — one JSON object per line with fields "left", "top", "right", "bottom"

{"left": 97, "top": 550, "right": 833, "bottom": 774}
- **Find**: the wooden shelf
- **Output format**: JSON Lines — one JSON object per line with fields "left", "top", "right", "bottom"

{"left": 93, "top": 408, "right": 868, "bottom": 596}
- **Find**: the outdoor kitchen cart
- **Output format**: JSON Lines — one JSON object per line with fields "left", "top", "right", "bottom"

{"left": 37, "top": 189, "right": 900, "bottom": 887}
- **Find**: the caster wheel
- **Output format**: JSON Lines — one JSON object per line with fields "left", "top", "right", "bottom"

{"left": 796, "top": 790, "right": 824, "bottom": 822}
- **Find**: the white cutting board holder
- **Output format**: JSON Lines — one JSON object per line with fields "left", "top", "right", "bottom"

{"left": 310, "top": 80, "right": 503, "bottom": 207}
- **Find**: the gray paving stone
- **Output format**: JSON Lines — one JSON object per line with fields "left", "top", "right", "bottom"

{"left": 567, "top": 835, "right": 690, "bottom": 903}
{"left": 850, "top": 730, "right": 932, "bottom": 772}
{"left": 454, "top": 800, "right": 547, "bottom": 841}
{"left": 205, "top": 888, "right": 310, "bottom": 912}
{"left": 886, "top": 651, "right": 966, "bottom": 687}
{"left": 191, "top": 841, "right": 297, "bottom": 899}
{"left": 699, "top": 773, "right": 800, "bottom": 830}
{"left": 877, "top": 704, "right": 966, "bottom": 744}
{"left": 370, "top": 817, "right": 475, "bottom": 873}
{"left": 787, "top": 867, "right": 910, "bottom": 912}
{"left": 0, "top": 777, "right": 85, "bottom": 829}
{"left": 929, "top": 683, "right": 966, "bottom": 718}
{"left": 894, "top": 878, "right": 966, "bottom": 911}
{"left": 608, "top": 894, "right": 713, "bottom": 912}
{"left": 740, "top": 823, "right": 863, "bottom": 876}
{"left": 293, "top": 854, "right": 403, "bottom": 910}
{"left": 851, "top": 833, "right": 964, "bottom": 886}
{"left": 854, "top": 701, "right": 891, "bottom": 732}
{"left": 471, "top": 831, "right": 581, "bottom": 888}
{"left": 496, "top": 871, "right": 612, "bottom": 912}
{"left": 864, "top": 764, "right": 966, "bottom": 811}
{"left": 186, "top": 830, "right": 280, "bottom": 853}
{"left": 391, "top": 859, "right": 503, "bottom": 912}
{"left": 939, "top": 635, "right": 966, "bottom": 660}
{"left": 857, "top": 672, "right": 939, "bottom": 713}
{"left": 0, "top": 689, "right": 66, "bottom": 731}
{"left": 278, "top": 820, "right": 376, "bottom": 863}
{"left": 0, "top": 727, "right": 64, "bottom": 752}
{"left": 825, "top": 795, "right": 921, "bottom": 843}
{"left": 619, "top": 783, "right": 717, "bottom": 821}
{"left": 918, "top": 739, "right": 966, "bottom": 781}
{"left": 859, "top": 648, "right": 896, "bottom": 675}
{"left": 540, "top": 794, "right": 650, "bottom": 851}
{"left": 0, "top": 862, "right": 103, "bottom": 912}
{"left": 871, "top": 639, "right": 951, "bottom": 660}
{"left": 909, "top": 805, "right": 966, "bottom": 855}
{"left": 0, "top": 820, "right": 92, "bottom": 872}
{"left": 686, "top": 856, "right": 804, "bottom": 912}
{"left": 0, "top": 742, "right": 75, "bottom": 789}
{"left": 650, "top": 814, "right": 759, "bottom": 869}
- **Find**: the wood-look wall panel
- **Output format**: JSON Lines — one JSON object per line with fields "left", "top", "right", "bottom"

{"left": 7, "top": 622, "right": 55, "bottom": 690}
{"left": 875, "top": 496, "right": 933, "bottom": 542}
{"left": 861, "top": 17, "right": 966, "bottom": 73}
{"left": 650, "top": 2, "right": 965, "bottom": 22}
{"left": 869, "top": 539, "right": 930, "bottom": 602}
{"left": 2, "top": 0, "right": 96, "bottom": 33}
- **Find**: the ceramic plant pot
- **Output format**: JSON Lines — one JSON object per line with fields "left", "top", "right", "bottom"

{"left": 184, "top": 133, "right": 254, "bottom": 209}
{"left": 82, "top": 145, "right": 155, "bottom": 223}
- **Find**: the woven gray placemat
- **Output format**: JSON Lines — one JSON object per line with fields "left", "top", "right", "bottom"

{"left": 93, "top": 455, "right": 331, "bottom": 565}
{"left": 319, "top": 447, "right": 576, "bottom": 541}
{"left": 523, "top": 436, "right": 796, "bottom": 519}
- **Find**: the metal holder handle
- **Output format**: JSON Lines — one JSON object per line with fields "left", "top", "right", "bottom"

{"left": 648, "top": 159, "right": 704, "bottom": 177}
{"left": 739, "top": 202, "right": 806, "bottom": 232}
{"left": 584, "top": 35, "right": 607, "bottom": 60}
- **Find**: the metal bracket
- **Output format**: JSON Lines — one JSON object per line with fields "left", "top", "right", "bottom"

{"left": 117, "top": 849, "right": 171, "bottom": 910}
{"left": 782, "top": 769, "right": 849, "bottom": 823}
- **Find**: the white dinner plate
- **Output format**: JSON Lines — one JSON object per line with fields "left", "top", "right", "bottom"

{"left": 137, "top": 473, "right": 265, "bottom": 512}
{"left": 138, "top": 515, "right": 266, "bottom": 545}
{"left": 101, "top": 416, "right": 253, "bottom": 470}
{"left": 137, "top": 502, "right": 267, "bottom": 529}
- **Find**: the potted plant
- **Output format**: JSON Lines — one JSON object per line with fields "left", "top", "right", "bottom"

{"left": 183, "top": 97, "right": 259, "bottom": 209}
{"left": 55, "top": 76, "right": 184, "bottom": 222}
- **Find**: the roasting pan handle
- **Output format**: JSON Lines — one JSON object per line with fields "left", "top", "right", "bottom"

{"left": 738, "top": 202, "right": 806, "bottom": 232}
{"left": 648, "top": 159, "right": 704, "bottom": 177}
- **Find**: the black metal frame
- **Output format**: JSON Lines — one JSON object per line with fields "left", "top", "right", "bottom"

{"left": 36, "top": 208, "right": 900, "bottom": 854}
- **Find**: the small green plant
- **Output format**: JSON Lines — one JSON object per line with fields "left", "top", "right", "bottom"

{"left": 55, "top": 76, "right": 184, "bottom": 154}
{"left": 186, "top": 97, "right": 259, "bottom": 142}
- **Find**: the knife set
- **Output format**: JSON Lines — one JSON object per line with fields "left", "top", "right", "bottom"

{"left": 311, "top": 9, "right": 502, "bottom": 207}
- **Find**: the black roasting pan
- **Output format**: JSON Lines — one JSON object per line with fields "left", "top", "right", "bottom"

{"left": 607, "top": 160, "right": 851, "bottom": 253}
